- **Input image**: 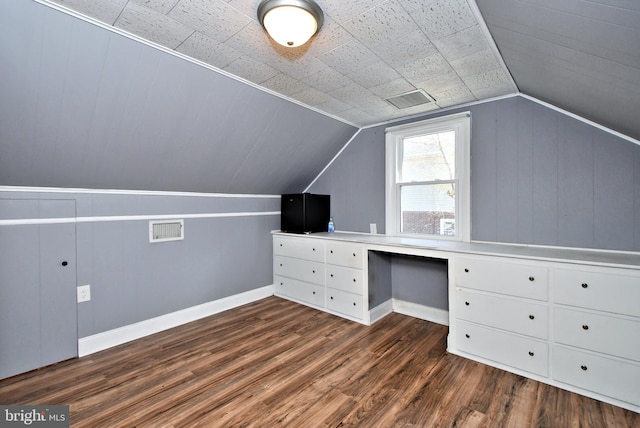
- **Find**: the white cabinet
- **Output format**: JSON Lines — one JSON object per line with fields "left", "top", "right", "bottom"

{"left": 273, "top": 234, "right": 367, "bottom": 323}
{"left": 552, "top": 266, "right": 640, "bottom": 407}
{"left": 454, "top": 256, "right": 550, "bottom": 377}
{"left": 272, "top": 231, "right": 640, "bottom": 412}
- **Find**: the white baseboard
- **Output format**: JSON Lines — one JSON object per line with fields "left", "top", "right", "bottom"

{"left": 369, "top": 299, "right": 393, "bottom": 324}
{"left": 392, "top": 299, "right": 449, "bottom": 326}
{"left": 78, "top": 285, "right": 274, "bottom": 357}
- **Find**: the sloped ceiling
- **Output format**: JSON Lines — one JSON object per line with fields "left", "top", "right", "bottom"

{"left": 43, "top": 0, "right": 517, "bottom": 127}
{"left": 476, "top": 0, "right": 640, "bottom": 141}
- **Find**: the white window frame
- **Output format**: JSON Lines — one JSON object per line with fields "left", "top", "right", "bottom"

{"left": 385, "top": 112, "right": 471, "bottom": 241}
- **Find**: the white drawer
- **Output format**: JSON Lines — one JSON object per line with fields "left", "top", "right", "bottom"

{"left": 327, "top": 288, "right": 364, "bottom": 320}
{"left": 553, "top": 345, "right": 640, "bottom": 406}
{"left": 326, "top": 242, "right": 364, "bottom": 269}
{"left": 274, "top": 276, "right": 324, "bottom": 308}
{"left": 554, "top": 307, "right": 640, "bottom": 361}
{"left": 456, "top": 290, "right": 548, "bottom": 339}
{"left": 456, "top": 320, "right": 548, "bottom": 377}
{"left": 273, "top": 236, "right": 325, "bottom": 262}
{"left": 554, "top": 268, "right": 640, "bottom": 317}
{"left": 456, "top": 257, "right": 548, "bottom": 301}
{"left": 274, "top": 256, "right": 325, "bottom": 286}
{"left": 327, "top": 265, "right": 364, "bottom": 295}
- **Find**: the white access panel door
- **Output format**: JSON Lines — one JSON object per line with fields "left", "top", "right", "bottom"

{"left": 0, "top": 199, "right": 77, "bottom": 379}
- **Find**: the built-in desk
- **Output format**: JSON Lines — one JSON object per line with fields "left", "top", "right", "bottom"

{"left": 272, "top": 231, "right": 640, "bottom": 413}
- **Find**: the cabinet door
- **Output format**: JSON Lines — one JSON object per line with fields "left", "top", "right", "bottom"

{"left": 0, "top": 200, "right": 77, "bottom": 380}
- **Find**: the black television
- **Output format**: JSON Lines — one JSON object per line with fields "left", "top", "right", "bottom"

{"left": 280, "top": 193, "right": 330, "bottom": 234}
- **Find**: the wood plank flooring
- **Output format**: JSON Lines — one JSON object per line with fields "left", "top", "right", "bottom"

{"left": 1, "top": 297, "right": 638, "bottom": 427}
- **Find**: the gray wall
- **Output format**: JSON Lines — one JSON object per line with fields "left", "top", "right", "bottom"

{"left": 1, "top": 190, "right": 279, "bottom": 338}
{"left": 0, "top": 1, "right": 357, "bottom": 195}
{"left": 310, "top": 96, "right": 640, "bottom": 252}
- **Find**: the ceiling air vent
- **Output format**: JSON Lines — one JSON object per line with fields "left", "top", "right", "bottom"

{"left": 149, "top": 220, "right": 184, "bottom": 243}
{"left": 385, "top": 90, "right": 434, "bottom": 109}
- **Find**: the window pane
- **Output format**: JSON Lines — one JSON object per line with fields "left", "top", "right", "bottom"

{"left": 401, "top": 184, "right": 455, "bottom": 235}
{"left": 400, "top": 130, "right": 455, "bottom": 182}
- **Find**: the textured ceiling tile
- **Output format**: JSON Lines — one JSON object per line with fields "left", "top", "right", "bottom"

{"left": 319, "top": 41, "right": 380, "bottom": 76}
{"left": 49, "top": 0, "right": 128, "bottom": 24}
{"left": 339, "top": 108, "right": 376, "bottom": 125}
{"left": 343, "top": 0, "right": 420, "bottom": 48}
{"left": 291, "top": 87, "right": 332, "bottom": 107}
{"left": 131, "top": 0, "right": 180, "bottom": 15}
{"left": 432, "top": 25, "right": 489, "bottom": 62}
{"left": 303, "top": 67, "right": 353, "bottom": 93}
{"left": 370, "top": 29, "right": 438, "bottom": 67}
{"left": 222, "top": 55, "right": 279, "bottom": 84}
{"left": 316, "top": 97, "right": 353, "bottom": 115}
{"left": 266, "top": 55, "right": 328, "bottom": 80}
{"left": 322, "top": 0, "right": 388, "bottom": 25}
{"left": 412, "top": 70, "right": 464, "bottom": 94}
{"left": 430, "top": 85, "right": 475, "bottom": 104}
{"left": 226, "top": 0, "right": 258, "bottom": 18}
{"left": 463, "top": 67, "right": 512, "bottom": 91}
{"left": 347, "top": 61, "right": 401, "bottom": 88}
{"left": 168, "top": 0, "right": 252, "bottom": 42}
{"left": 369, "top": 78, "right": 415, "bottom": 98}
{"left": 397, "top": 53, "right": 453, "bottom": 84}
{"left": 115, "top": 3, "right": 194, "bottom": 49}
{"left": 261, "top": 73, "right": 310, "bottom": 97}
{"left": 449, "top": 49, "right": 501, "bottom": 78}
{"left": 176, "top": 31, "right": 242, "bottom": 68}
{"left": 400, "top": 0, "right": 477, "bottom": 40}
{"left": 471, "top": 83, "right": 516, "bottom": 100}
{"left": 304, "top": 17, "right": 357, "bottom": 57}
{"left": 225, "top": 21, "right": 280, "bottom": 63}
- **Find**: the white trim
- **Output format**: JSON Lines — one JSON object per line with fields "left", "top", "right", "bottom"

{"left": 78, "top": 285, "right": 274, "bottom": 357}
{"left": 0, "top": 211, "right": 280, "bottom": 227}
{"left": 34, "top": 0, "right": 358, "bottom": 129}
{"left": 519, "top": 94, "right": 640, "bottom": 147}
{"left": 392, "top": 299, "right": 449, "bottom": 326}
{"left": 303, "top": 128, "right": 362, "bottom": 192}
{"left": 369, "top": 299, "right": 393, "bottom": 324}
{"left": 362, "top": 93, "right": 517, "bottom": 130}
{"left": 0, "top": 185, "right": 280, "bottom": 199}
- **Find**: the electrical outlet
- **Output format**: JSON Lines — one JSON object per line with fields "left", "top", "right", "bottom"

{"left": 370, "top": 223, "right": 377, "bottom": 234}
{"left": 77, "top": 285, "right": 91, "bottom": 303}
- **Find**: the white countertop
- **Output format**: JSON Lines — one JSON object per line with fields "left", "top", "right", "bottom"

{"left": 272, "top": 231, "right": 640, "bottom": 270}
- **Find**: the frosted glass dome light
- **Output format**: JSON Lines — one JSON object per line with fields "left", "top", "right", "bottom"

{"left": 258, "top": 0, "right": 324, "bottom": 48}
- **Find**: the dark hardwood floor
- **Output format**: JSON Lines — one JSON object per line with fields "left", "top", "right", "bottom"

{"left": 1, "top": 297, "right": 637, "bottom": 427}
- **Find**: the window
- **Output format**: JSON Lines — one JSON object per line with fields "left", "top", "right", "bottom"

{"left": 385, "top": 112, "right": 470, "bottom": 241}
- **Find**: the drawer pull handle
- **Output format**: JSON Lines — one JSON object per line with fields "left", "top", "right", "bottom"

{"left": 330, "top": 274, "right": 334, "bottom": 278}
{"left": 465, "top": 301, "right": 470, "bottom": 306}
{"left": 312, "top": 248, "right": 315, "bottom": 251}
{"left": 280, "top": 263, "right": 283, "bottom": 267}
{"left": 313, "top": 291, "right": 316, "bottom": 295}
{"left": 353, "top": 278, "right": 356, "bottom": 282}
{"left": 353, "top": 253, "right": 356, "bottom": 257}
{"left": 280, "top": 243, "right": 283, "bottom": 247}
{"left": 464, "top": 268, "right": 469, "bottom": 273}
{"left": 330, "top": 296, "right": 334, "bottom": 300}
{"left": 529, "top": 315, "right": 535, "bottom": 320}
{"left": 528, "top": 351, "right": 534, "bottom": 357}
{"left": 528, "top": 276, "right": 535, "bottom": 282}
{"left": 353, "top": 302, "right": 356, "bottom": 306}
{"left": 582, "top": 325, "right": 589, "bottom": 330}
{"left": 581, "top": 365, "right": 588, "bottom": 371}
{"left": 465, "top": 334, "right": 470, "bottom": 338}
{"left": 581, "top": 283, "right": 588, "bottom": 289}
{"left": 330, "top": 250, "right": 333, "bottom": 254}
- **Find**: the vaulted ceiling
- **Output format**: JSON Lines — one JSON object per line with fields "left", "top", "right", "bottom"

{"left": 44, "top": 0, "right": 518, "bottom": 127}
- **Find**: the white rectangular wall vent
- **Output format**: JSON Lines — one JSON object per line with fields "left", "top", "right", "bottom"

{"left": 149, "top": 220, "right": 184, "bottom": 243}
{"left": 385, "top": 90, "right": 434, "bottom": 109}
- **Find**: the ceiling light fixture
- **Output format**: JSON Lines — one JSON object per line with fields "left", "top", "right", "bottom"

{"left": 257, "top": 0, "right": 324, "bottom": 48}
